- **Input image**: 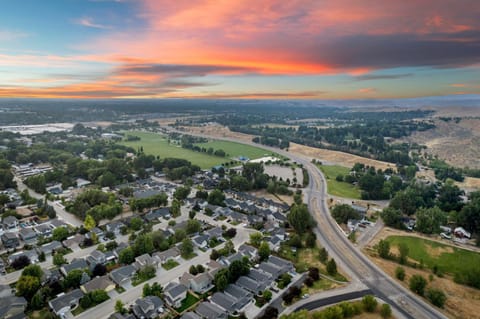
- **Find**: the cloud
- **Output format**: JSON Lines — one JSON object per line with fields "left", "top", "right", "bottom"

{"left": 74, "top": 17, "right": 111, "bottom": 29}
{"left": 116, "top": 63, "right": 257, "bottom": 77}
{"left": 354, "top": 73, "right": 413, "bottom": 81}
{"left": 358, "top": 88, "right": 377, "bottom": 94}
{"left": 0, "top": 30, "right": 28, "bottom": 41}
{"left": 170, "top": 91, "right": 326, "bottom": 99}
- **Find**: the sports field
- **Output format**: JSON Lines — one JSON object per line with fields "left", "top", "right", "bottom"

{"left": 318, "top": 164, "right": 361, "bottom": 199}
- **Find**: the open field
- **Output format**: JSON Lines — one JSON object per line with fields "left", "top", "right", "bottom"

{"left": 194, "top": 140, "right": 274, "bottom": 160}
{"left": 179, "top": 124, "right": 255, "bottom": 143}
{"left": 118, "top": 131, "right": 227, "bottom": 168}
{"left": 369, "top": 253, "right": 480, "bottom": 319}
{"left": 384, "top": 235, "right": 480, "bottom": 277}
{"left": 288, "top": 142, "right": 394, "bottom": 171}
{"left": 318, "top": 165, "right": 361, "bottom": 199}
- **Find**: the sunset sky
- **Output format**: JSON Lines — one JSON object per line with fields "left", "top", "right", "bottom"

{"left": 0, "top": 0, "right": 479, "bottom": 99}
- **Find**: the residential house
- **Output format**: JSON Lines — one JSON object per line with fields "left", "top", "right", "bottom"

{"left": 195, "top": 302, "right": 227, "bottom": 319}
{"left": 181, "top": 312, "right": 201, "bottom": 319}
{"left": 60, "top": 258, "right": 88, "bottom": 276}
{"left": 238, "top": 244, "right": 258, "bottom": 261}
{"left": 34, "top": 223, "right": 52, "bottom": 237}
{"left": 18, "top": 227, "right": 37, "bottom": 243}
{"left": 132, "top": 296, "right": 164, "bottom": 319}
{"left": 257, "top": 262, "right": 283, "bottom": 279}
{"left": 164, "top": 282, "right": 187, "bottom": 308}
{"left": 224, "top": 284, "right": 252, "bottom": 310}
{"left": 86, "top": 250, "right": 107, "bottom": 268}
{"left": 206, "top": 227, "right": 224, "bottom": 241}
{"left": 81, "top": 275, "right": 115, "bottom": 294}
{"left": 2, "top": 216, "right": 18, "bottom": 230}
{"left": 1, "top": 232, "right": 19, "bottom": 249}
{"left": 86, "top": 227, "right": 104, "bottom": 240}
{"left": 153, "top": 247, "right": 181, "bottom": 264}
{"left": 0, "top": 296, "right": 27, "bottom": 319}
{"left": 236, "top": 276, "right": 266, "bottom": 295}
{"left": 181, "top": 272, "right": 214, "bottom": 294}
{"left": 247, "top": 269, "right": 274, "bottom": 289}
{"left": 192, "top": 234, "right": 209, "bottom": 249}
{"left": 114, "top": 242, "right": 129, "bottom": 258}
{"left": 48, "top": 289, "right": 84, "bottom": 317}
{"left": 109, "top": 313, "right": 135, "bottom": 319}
{"left": 62, "top": 234, "right": 85, "bottom": 251}
{"left": 206, "top": 260, "right": 224, "bottom": 276}
{"left": 110, "top": 264, "right": 136, "bottom": 287}
{"left": 105, "top": 221, "right": 125, "bottom": 236}
{"left": 38, "top": 240, "right": 62, "bottom": 256}
{"left": 267, "top": 236, "right": 282, "bottom": 252}
{"left": 218, "top": 252, "right": 244, "bottom": 267}
{"left": 210, "top": 290, "right": 249, "bottom": 315}
{"left": 134, "top": 253, "right": 158, "bottom": 270}
{"left": 50, "top": 219, "right": 68, "bottom": 229}
{"left": 9, "top": 250, "right": 39, "bottom": 265}
{"left": 268, "top": 256, "right": 295, "bottom": 274}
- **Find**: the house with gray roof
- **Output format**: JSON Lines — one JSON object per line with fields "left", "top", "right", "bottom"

{"left": 238, "top": 244, "right": 258, "bottom": 261}
{"left": 18, "top": 227, "right": 37, "bottom": 243}
{"left": 49, "top": 289, "right": 83, "bottom": 316}
{"left": 247, "top": 269, "right": 274, "bottom": 288}
{"left": 1, "top": 232, "right": 19, "bottom": 249}
{"left": 236, "top": 275, "right": 266, "bottom": 295}
{"left": 60, "top": 258, "right": 88, "bottom": 276}
{"left": 81, "top": 275, "right": 115, "bottom": 294}
{"left": 8, "top": 250, "right": 39, "bottom": 265}
{"left": 110, "top": 264, "right": 136, "bottom": 287}
{"left": 132, "top": 296, "right": 164, "bottom": 319}
{"left": 181, "top": 312, "right": 201, "bottom": 319}
{"left": 62, "top": 234, "right": 85, "bottom": 251}
{"left": 224, "top": 284, "right": 252, "bottom": 310}
{"left": 195, "top": 302, "right": 227, "bottom": 319}
{"left": 258, "top": 262, "right": 284, "bottom": 279}
{"left": 134, "top": 253, "right": 158, "bottom": 270}
{"left": 34, "top": 223, "right": 52, "bottom": 237}
{"left": 164, "top": 282, "right": 187, "bottom": 308}
{"left": 49, "top": 219, "right": 68, "bottom": 229}
{"left": 86, "top": 250, "right": 107, "bottom": 268}
{"left": 38, "top": 240, "right": 62, "bottom": 256}
{"left": 0, "top": 296, "right": 27, "bottom": 319}
{"left": 192, "top": 234, "right": 209, "bottom": 249}
{"left": 210, "top": 290, "right": 249, "bottom": 315}
{"left": 153, "top": 246, "right": 180, "bottom": 264}
{"left": 2, "top": 216, "right": 18, "bottom": 230}
{"left": 268, "top": 256, "right": 295, "bottom": 274}
{"left": 105, "top": 221, "right": 125, "bottom": 235}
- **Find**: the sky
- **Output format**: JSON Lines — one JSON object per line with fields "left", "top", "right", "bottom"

{"left": 0, "top": 0, "right": 479, "bottom": 99}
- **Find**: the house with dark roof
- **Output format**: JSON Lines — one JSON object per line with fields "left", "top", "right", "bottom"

{"left": 1, "top": 232, "right": 19, "bottom": 249}
{"left": 49, "top": 219, "right": 68, "bottom": 229}
{"left": 105, "top": 221, "right": 125, "bottom": 235}
{"left": 268, "top": 256, "right": 295, "bottom": 274}
{"left": 236, "top": 275, "right": 266, "bottom": 295}
{"left": 192, "top": 234, "right": 209, "bottom": 249}
{"left": 210, "top": 290, "right": 250, "bottom": 315}
{"left": 247, "top": 269, "right": 274, "bottom": 289}
{"left": 181, "top": 312, "right": 201, "bottom": 319}
{"left": 49, "top": 289, "right": 84, "bottom": 316}
{"left": 18, "top": 227, "right": 37, "bottom": 243}
{"left": 62, "top": 234, "right": 85, "bottom": 251}
{"left": 180, "top": 271, "right": 214, "bottom": 294}
{"left": 8, "top": 250, "right": 39, "bottom": 265}
{"left": 132, "top": 296, "right": 164, "bottom": 319}
{"left": 195, "top": 302, "right": 227, "bottom": 319}
{"left": 2, "top": 216, "right": 18, "bottom": 230}
{"left": 110, "top": 264, "right": 136, "bottom": 287}
{"left": 60, "top": 258, "right": 88, "bottom": 276}
{"left": 38, "top": 240, "right": 62, "bottom": 256}
{"left": 238, "top": 244, "right": 258, "bottom": 261}
{"left": 134, "top": 253, "right": 158, "bottom": 270}
{"left": 86, "top": 250, "right": 107, "bottom": 269}
{"left": 34, "top": 223, "right": 52, "bottom": 237}
{"left": 257, "top": 262, "right": 283, "bottom": 279}
{"left": 164, "top": 282, "right": 187, "bottom": 308}
{"left": 224, "top": 284, "right": 252, "bottom": 310}
{"left": 0, "top": 296, "right": 27, "bottom": 319}
{"left": 153, "top": 247, "right": 180, "bottom": 264}
{"left": 109, "top": 313, "right": 135, "bottom": 319}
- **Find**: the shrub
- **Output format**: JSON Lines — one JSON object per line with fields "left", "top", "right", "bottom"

{"left": 395, "top": 266, "right": 405, "bottom": 281}
{"left": 362, "top": 295, "right": 378, "bottom": 312}
{"left": 409, "top": 274, "right": 427, "bottom": 296}
{"left": 380, "top": 303, "right": 392, "bottom": 318}
{"left": 426, "top": 288, "right": 447, "bottom": 308}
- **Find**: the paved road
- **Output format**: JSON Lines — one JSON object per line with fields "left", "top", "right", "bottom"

{"left": 15, "top": 177, "right": 83, "bottom": 227}
{"left": 165, "top": 127, "right": 448, "bottom": 319}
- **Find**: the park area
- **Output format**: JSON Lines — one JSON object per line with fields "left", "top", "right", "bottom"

{"left": 118, "top": 131, "right": 270, "bottom": 169}
{"left": 318, "top": 164, "right": 361, "bottom": 199}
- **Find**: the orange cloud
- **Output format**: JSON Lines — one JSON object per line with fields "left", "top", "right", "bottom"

{"left": 358, "top": 88, "right": 376, "bottom": 94}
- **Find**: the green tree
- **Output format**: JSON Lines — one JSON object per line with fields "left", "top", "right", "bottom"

{"left": 436, "top": 181, "right": 464, "bottom": 212}
{"left": 186, "top": 219, "right": 201, "bottom": 234}
{"left": 395, "top": 266, "right": 405, "bottom": 281}
{"left": 214, "top": 269, "right": 229, "bottom": 291}
{"left": 259, "top": 241, "right": 271, "bottom": 261}
{"left": 331, "top": 204, "right": 360, "bottom": 224}
{"left": 409, "top": 274, "right": 427, "bottom": 295}
{"left": 426, "top": 288, "right": 447, "bottom": 308}
{"left": 380, "top": 207, "right": 403, "bottom": 228}
{"left": 84, "top": 214, "right": 96, "bottom": 231}
{"left": 16, "top": 275, "right": 40, "bottom": 299}
{"left": 115, "top": 300, "right": 126, "bottom": 314}
{"left": 377, "top": 239, "right": 390, "bottom": 259}
{"left": 21, "top": 264, "right": 43, "bottom": 279}
{"left": 207, "top": 189, "right": 225, "bottom": 206}
{"left": 52, "top": 227, "right": 69, "bottom": 241}
{"left": 171, "top": 198, "right": 181, "bottom": 217}
{"left": 133, "top": 233, "right": 154, "bottom": 256}
{"left": 174, "top": 186, "right": 191, "bottom": 200}
{"left": 119, "top": 247, "right": 135, "bottom": 264}
{"left": 53, "top": 253, "right": 67, "bottom": 266}
{"left": 362, "top": 295, "right": 378, "bottom": 312}
{"left": 249, "top": 232, "right": 263, "bottom": 247}
{"left": 288, "top": 203, "right": 315, "bottom": 233}
{"left": 326, "top": 258, "right": 337, "bottom": 275}
{"left": 64, "top": 269, "right": 84, "bottom": 289}
{"left": 180, "top": 237, "right": 194, "bottom": 258}
{"left": 318, "top": 247, "right": 329, "bottom": 264}
{"left": 398, "top": 242, "right": 409, "bottom": 265}
{"left": 415, "top": 206, "right": 446, "bottom": 234}
{"left": 129, "top": 217, "right": 143, "bottom": 231}
{"left": 380, "top": 303, "right": 392, "bottom": 318}
{"left": 263, "top": 289, "right": 272, "bottom": 302}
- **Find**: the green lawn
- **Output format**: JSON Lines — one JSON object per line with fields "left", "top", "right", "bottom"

{"left": 318, "top": 164, "right": 361, "bottom": 199}
{"left": 194, "top": 140, "right": 275, "bottom": 160}
{"left": 162, "top": 259, "right": 180, "bottom": 270}
{"left": 176, "top": 292, "right": 200, "bottom": 313}
{"left": 386, "top": 236, "right": 480, "bottom": 276}
{"left": 118, "top": 131, "right": 273, "bottom": 169}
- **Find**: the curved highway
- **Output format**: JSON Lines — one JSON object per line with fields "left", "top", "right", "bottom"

{"left": 166, "top": 126, "right": 448, "bottom": 319}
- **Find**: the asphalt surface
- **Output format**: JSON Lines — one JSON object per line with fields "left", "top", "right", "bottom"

{"left": 293, "top": 289, "right": 373, "bottom": 312}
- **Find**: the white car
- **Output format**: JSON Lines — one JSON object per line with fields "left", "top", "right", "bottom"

{"left": 440, "top": 233, "right": 451, "bottom": 239}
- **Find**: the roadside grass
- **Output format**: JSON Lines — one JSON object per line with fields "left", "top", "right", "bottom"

{"left": 28, "top": 308, "right": 55, "bottom": 319}
{"left": 162, "top": 259, "right": 180, "bottom": 270}
{"left": 385, "top": 235, "right": 480, "bottom": 277}
{"left": 301, "top": 278, "right": 337, "bottom": 295}
{"left": 194, "top": 140, "right": 275, "bottom": 160}
{"left": 318, "top": 164, "right": 361, "bottom": 199}
{"left": 175, "top": 292, "right": 200, "bottom": 313}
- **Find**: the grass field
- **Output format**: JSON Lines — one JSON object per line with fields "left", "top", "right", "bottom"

{"left": 318, "top": 164, "right": 361, "bottom": 199}
{"left": 386, "top": 235, "right": 480, "bottom": 276}
{"left": 195, "top": 140, "right": 275, "bottom": 160}
{"left": 118, "top": 131, "right": 272, "bottom": 169}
